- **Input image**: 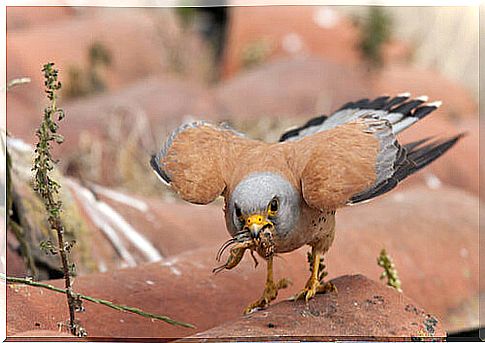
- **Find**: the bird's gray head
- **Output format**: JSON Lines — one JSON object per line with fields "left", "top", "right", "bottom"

{"left": 226, "top": 172, "right": 300, "bottom": 240}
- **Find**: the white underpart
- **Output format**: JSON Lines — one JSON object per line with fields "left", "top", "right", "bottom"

{"left": 66, "top": 179, "right": 137, "bottom": 267}
{"left": 67, "top": 179, "right": 163, "bottom": 264}
{"left": 91, "top": 183, "right": 148, "bottom": 212}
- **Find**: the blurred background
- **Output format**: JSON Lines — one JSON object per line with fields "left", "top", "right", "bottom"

{"left": 5, "top": 4, "right": 480, "bottom": 338}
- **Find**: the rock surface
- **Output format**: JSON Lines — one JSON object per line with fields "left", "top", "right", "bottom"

{"left": 7, "top": 186, "right": 479, "bottom": 336}
{"left": 7, "top": 270, "right": 444, "bottom": 340}
{"left": 187, "top": 275, "right": 445, "bottom": 341}
{"left": 216, "top": 57, "right": 370, "bottom": 120}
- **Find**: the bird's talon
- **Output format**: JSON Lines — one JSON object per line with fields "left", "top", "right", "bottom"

{"left": 243, "top": 278, "right": 286, "bottom": 315}
{"left": 293, "top": 280, "right": 337, "bottom": 302}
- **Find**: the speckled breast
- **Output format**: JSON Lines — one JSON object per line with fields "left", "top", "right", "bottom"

{"left": 273, "top": 204, "right": 336, "bottom": 254}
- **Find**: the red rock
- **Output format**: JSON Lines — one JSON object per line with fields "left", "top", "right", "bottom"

{"left": 216, "top": 57, "right": 370, "bottom": 120}
{"left": 7, "top": 186, "right": 477, "bottom": 336}
{"left": 8, "top": 131, "right": 479, "bottom": 331}
{"left": 188, "top": 275, "right": 445, "bottom": 340}
{"left": 7, "top": 8, "right": 167, "bottom": 93}
{"left": 5, "top": 253, "right": 445, "bottom": 339}
{"left": 6, "top": 8, "right": 173, "bottom": 142}
{"left": 7, "top": 76, "right": 217, "bottom": 167}
{"left": 59, "top": 76, "right": 216, "bottom": 150}
{"left": 6, "top": 247, "right": 267, "bottom": 338}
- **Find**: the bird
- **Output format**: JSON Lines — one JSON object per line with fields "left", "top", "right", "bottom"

{"left": 150, "top": 93, "right": 463, "bottom": 314}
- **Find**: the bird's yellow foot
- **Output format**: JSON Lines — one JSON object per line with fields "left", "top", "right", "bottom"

{"left": 293, "top": 279, "right": 337, "bottom": 302}
{"left": 243, "top": 278, "right": 290, "bottom": 314}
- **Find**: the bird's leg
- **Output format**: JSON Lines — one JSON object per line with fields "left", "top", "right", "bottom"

{"left": 243, "top": 256, "right": 290, "bottom": 314}
{"left": 293, "top": 248, "right": 336, "bottom": 301}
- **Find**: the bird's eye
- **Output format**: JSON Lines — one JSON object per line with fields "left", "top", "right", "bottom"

{"left": 268, "top": 197, "right": 279, "bottom": 216}
{"left": 234, "top": 204, "right": 243, "bottom": 218}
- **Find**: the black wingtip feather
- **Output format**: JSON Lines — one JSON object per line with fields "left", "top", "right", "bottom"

{"left": 410, "top": 133, "right": 465, "bottom": 173}
{"left": 412, "top": 105, "right": 439, "bottom": 119}
{"left": 361, "top": 96, "right": 390, "bottom": 109}
{"left": 391, "top": 99, "right": 426, "bottom": 116}
{"left": 150, "top": 154, "right": 171, "bottom": 184}
{"left": 350, "top": 133, "right": 464, "bottom": 204}
{"left": 383, "top": 95, "right": 410, "bottom": 110}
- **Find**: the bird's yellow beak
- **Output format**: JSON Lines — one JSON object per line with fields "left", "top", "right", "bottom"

{"left": 244, "top": 214, "right": 272, "bottom": 238}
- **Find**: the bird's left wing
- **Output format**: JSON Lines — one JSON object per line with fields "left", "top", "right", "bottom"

{"left": 279, "top": 93, "right": 439, "bottom": 142}
{"left": 289, "top": 117, "right": 381, "bottom": 210}
{"left": 151, "top": 121, "right": 260, "bottom": 205}
{"left": 290, "top": 115, "right": 462, "bottom": 210}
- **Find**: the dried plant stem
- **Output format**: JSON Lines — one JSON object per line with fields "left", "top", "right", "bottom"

{"left": 53, "top": 215, "right": 76, "bottom": 328}
{"left": 32, "top": 63, "right": 80, "bottom": 335}
{"left": 4, "top": 275, "right": 195, "bottom": 328}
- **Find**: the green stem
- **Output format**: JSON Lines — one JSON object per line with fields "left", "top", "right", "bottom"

{"left": 3, "top": 275, "right": 195, "bottom": 329}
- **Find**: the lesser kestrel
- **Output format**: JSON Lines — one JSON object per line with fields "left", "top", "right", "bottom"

{"left": 151, "top": 93, "right": 462, "bottom": 314}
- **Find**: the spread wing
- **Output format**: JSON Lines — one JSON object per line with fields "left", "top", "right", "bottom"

{"left": 287, "top": 94, "right": 463, "bottom": 209}
{"left": 150, "top": 121, "right": 259, "bottom": 205}
{"left": 290, "top": 119, "right": 381, "bottom": 210}
{"left": 280, "top": 93, "right": 440, "bottom": 141}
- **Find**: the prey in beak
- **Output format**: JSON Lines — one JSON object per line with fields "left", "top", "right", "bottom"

{"left": 214, "top": 197, "right": 279, "bottom": 273}
{"left": 213, "top": 213, "right": 276, "bottom": 274}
